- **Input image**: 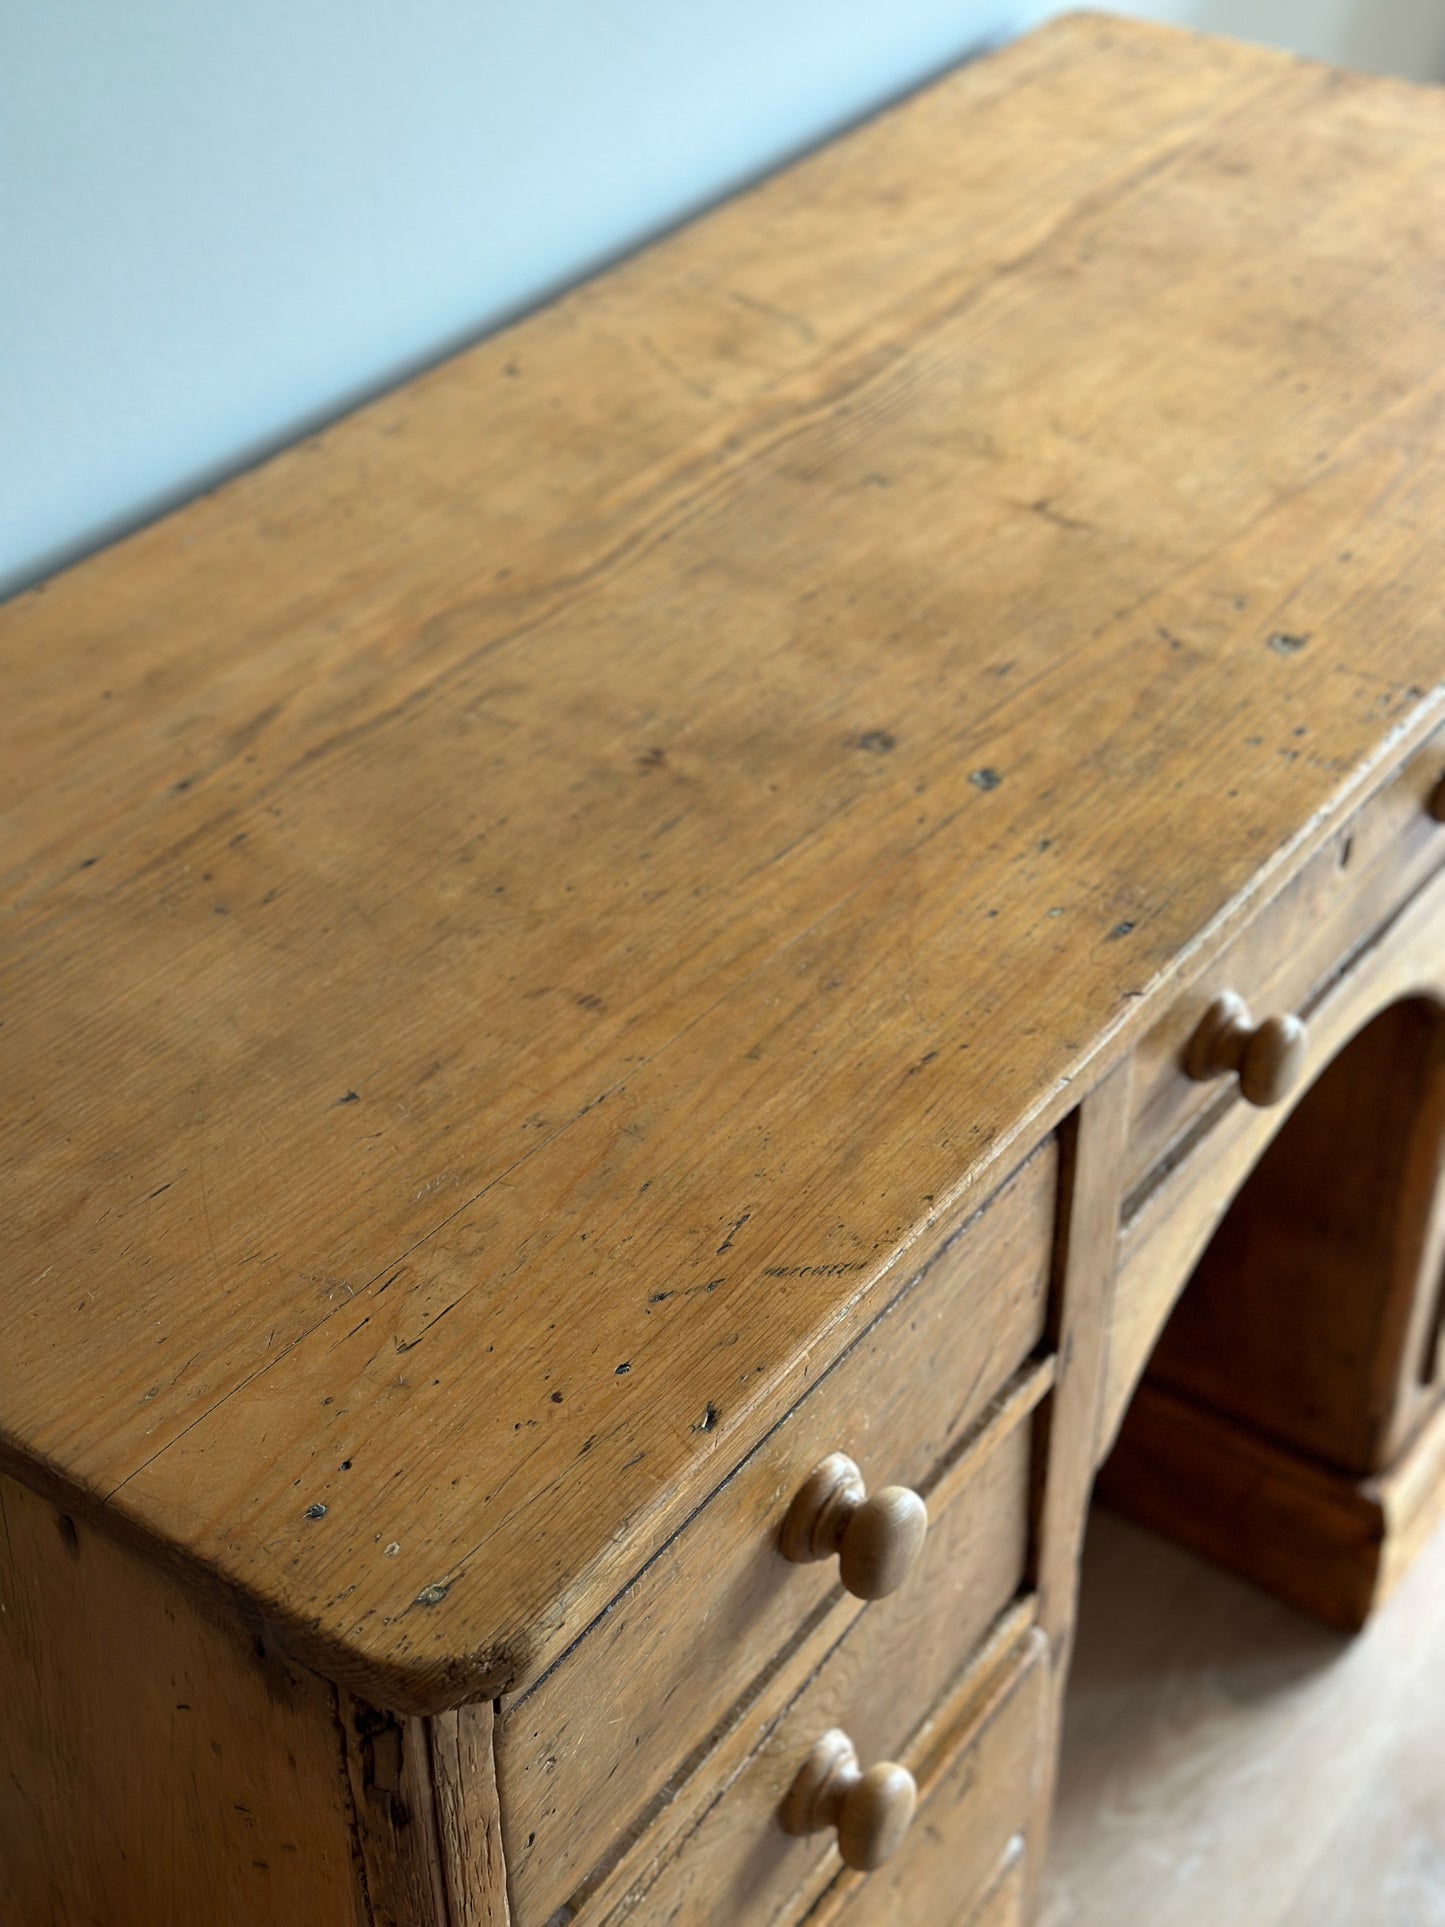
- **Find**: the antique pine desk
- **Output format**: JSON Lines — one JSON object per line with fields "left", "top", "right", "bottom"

{"left": 3, "top": 14, "right": 1444, "bottom": 1925}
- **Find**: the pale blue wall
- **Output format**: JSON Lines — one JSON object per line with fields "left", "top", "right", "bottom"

{"left": 4, "top": 1, "right": 1441, "bottom": 598}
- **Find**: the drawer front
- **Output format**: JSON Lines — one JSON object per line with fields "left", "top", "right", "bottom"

{"left": 963, "top": 1848, "right": 1028, "bottom": 1927}
{"left": 814, "top": 1646, "right": 1042, "bottom": 1927}
{"left": 1143, "top": 992, "right": 1445, "bottom": 1478}
{"left": 600, "top": 1413, "right": 1043, "bottom": 1927}
{"left": 497, "top": 1144, "right": 1056, "bottom": 1922}
{"left": 1125, "top": 724, "right": 1445, "bottom": 1198}
{"left": 1106, "top": 861, "right": 1445, "bottom": 1452}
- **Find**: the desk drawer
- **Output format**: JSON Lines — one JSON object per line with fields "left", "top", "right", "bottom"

{"left": 809, "top": 1637, "right": 1043, "bottom": 1927}
{"left": 1125, "top": 724, "right": 1445, "bottom": 1198}
{"left": 963, "top": 1849, "right": 1029, "bottom": 1927}
{"left": 497, "top": 1144, "right": 1056, "bottom": 1922}
{"left": 967, "top": 1857, "right": 1032, "bottom": 1927}
{"left": 603, "top": 1432, "right": 1044, "bottom": 1926}
{"left": 1106, "top": 862, "right": 1445, "bottom": 1455}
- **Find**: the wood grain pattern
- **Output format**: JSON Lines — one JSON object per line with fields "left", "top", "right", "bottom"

{"left": 493, "top": 1143, "right": 1052, "bottom": 1922}
{"left": 429, "top": 1705, "right": 512, "bottom": 1927}
{"left": 3, "top": 14, "right": 1444, "bottom": 1716}
{"left": 341, "top": 1697, "right": 450, "bottom": 1927}
{"left": 0, "top": 1470, "right": 363, "bottom": 1927}
{"left": 341, "top": 1696, "right": 510, "bottom": 1926}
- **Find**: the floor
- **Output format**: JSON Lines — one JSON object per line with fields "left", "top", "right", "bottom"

{"left": 1037, "top": 1504, "right": 1445, "bottom": 1927}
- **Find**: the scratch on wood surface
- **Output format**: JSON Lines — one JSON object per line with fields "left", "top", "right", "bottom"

{"left": 728, "top": 287, "right": 817, "bottom": 342}
{"left": 394, "top": 1297, "right": 464, "bottom": 1355}
{"left": 637, "top": 333, "right": 714, "bottom": 403}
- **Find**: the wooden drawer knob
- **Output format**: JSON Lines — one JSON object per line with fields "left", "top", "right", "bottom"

{"left": 1185, "top": 991, "right": 1308, "bottom": 1108}
{"left": 781, "top": 1728, "right": 918, "bottom": 1872}
{"left": 779, "top": 1453, "right": 928, "bottom": 1600}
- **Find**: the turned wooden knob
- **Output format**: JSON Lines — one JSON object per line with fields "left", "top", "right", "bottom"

{"left": 1185, "top": 991, "right": 1308, "bottom": 1107}
{"left": 780, "top": 1729, "right": 917, "bottom": 1871}
{"left": 779, "top": 1453, "right": 928, "bottom": 1600}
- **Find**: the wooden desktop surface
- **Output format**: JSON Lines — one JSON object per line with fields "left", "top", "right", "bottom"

{"left": 2, "top": 13, "right": 1443, "bottom": 1714}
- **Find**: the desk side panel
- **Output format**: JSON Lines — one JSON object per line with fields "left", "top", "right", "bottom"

{"left": 0, "top": 1468, "right": 366, "bottom": 1927}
